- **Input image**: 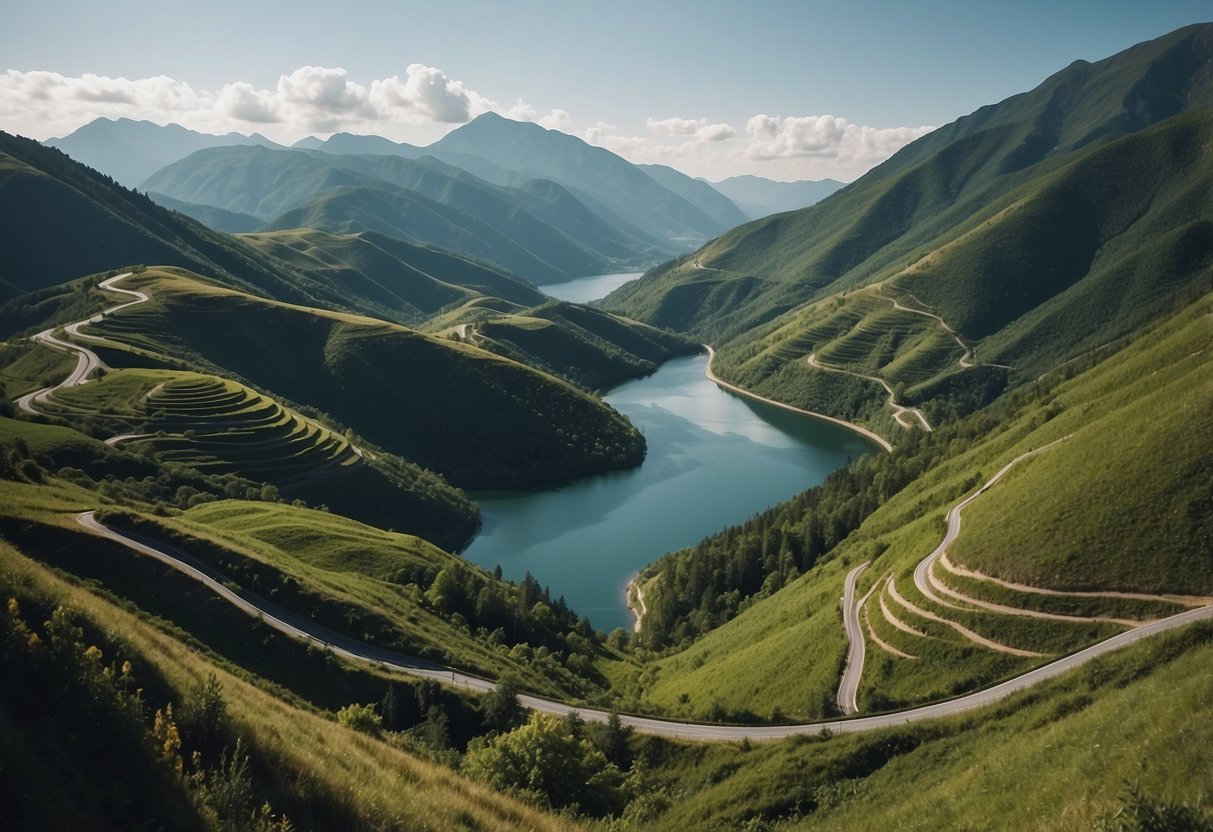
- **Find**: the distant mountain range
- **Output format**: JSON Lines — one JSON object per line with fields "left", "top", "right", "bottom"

{"left": 707, "top": 174, "right": 847, "bottom": 218}
{"left": 45, "top": 117, "right": 282, "bottom": 187}
{"left": 42, "top": 114, "right": 848, "bottom": 284}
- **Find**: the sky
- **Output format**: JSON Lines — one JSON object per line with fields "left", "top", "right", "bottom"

{"left": 1, "top": 0, "right": 1209, "bottom": 181}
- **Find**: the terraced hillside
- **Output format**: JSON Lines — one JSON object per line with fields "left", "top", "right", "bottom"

{"left": 77, "top": 268, "right": 646, "bottom": 488}
{"left": 129, "top": 374, "right": 362, "bottom": 484}
{"left": 33, "top": 364, "right": 478, "bottom": 549}
{"left": 626, "top": 288, "right": 1213, "bottom": 720}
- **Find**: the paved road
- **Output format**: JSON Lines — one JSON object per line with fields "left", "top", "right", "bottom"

{"left": 77, "top": 509, "right": 1213, "bottom": 741}
{"left": 16, "top": 272, "right": 138, "bottom": 414}
{"left": 836, "top": 561, "right": 870, "bottom": 715}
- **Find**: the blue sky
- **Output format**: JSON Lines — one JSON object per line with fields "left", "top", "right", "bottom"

{"left": 2, "top": 0, "right": 1208, "bottom": 180}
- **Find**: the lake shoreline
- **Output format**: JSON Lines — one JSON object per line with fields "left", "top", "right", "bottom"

{"left": 702, "top": 345, "right": 893, "bottom": 453}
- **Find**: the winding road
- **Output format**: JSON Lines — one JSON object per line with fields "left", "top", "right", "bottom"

{"left": 836, "top": 561, "right": 870, "bottom": 714}
{"left": 807, "top": 352, "right": 932, "bottom": 432}
{"left": 26, "top": 274, "right": 1213, "bottom": 740}
{"left": 16, "top": 272, "right": 139, "bottom": 414}
{"left": 76, "top": 508, "right": 1213, "bottom": 740}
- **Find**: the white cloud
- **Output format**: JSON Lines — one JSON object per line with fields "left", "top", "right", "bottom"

{"left": 647, "top": 116, "right": 706, "bottom": 135}
{"left": 0, "top": 65, "right": 507, "bottom": 143}
{"left": 0, "top": 66, "right": 934, "bottom": 180}
{"left": 647, "top": 116, "right": 736, "bottom": 142}
{"left": 369, "top": 63, "right": 494, "bottom": 124}
{"left": 215, "top": 81, "right": 279, "bottom": 124}
{"left": 539, "top": 108, "right": 571, "bottom": 131}
{"left": 744, "top": 114, "right": 933, "bottom": 167}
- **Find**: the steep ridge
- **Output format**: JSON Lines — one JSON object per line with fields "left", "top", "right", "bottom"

{"left": 605, "top": 24, "right": 1213, "bottom": 434}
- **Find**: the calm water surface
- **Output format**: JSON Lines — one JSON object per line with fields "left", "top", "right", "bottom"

{"left": 463, "top": 353, "right": 877, "bottom": 631}
{"left": 537, "top": 271, "right": 643, "bottom": 304}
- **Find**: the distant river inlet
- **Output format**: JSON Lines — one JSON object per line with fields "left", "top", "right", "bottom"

{"left": 463, "top": 274, "right": 879, "bottom": 631}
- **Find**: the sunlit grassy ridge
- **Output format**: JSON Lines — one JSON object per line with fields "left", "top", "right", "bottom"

{"left": 83, "top": 268, "right": 645, "bottom": 488}
{"left": 452, "top": 299, "right": 699, "bottom": 390}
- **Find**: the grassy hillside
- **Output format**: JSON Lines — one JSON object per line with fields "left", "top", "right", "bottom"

{"left": 82, "top": 268, "right": 645, "bottom": 488}
{"left": 241, "top": 228, "right": 546, "bottom": 323}
{"left": 449, "top": 299, "right": 700, "bottom": 391}
{"left": 604, "top": 25, "right": 1213, "bottom": 433}
{"left": 0, "top": 531, "right": 577, "bottom": 832}
{"left": 33, "top": 365, "right": 478, "bottom": 549}
{"left": 628, "top": 288, "right": 1213, "bottom": 719}
{"left": 633, "top": 622, "right": 1213, "bottom": 831}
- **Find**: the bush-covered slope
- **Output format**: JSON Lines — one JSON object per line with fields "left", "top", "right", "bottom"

{"left": 454, "top": 300, "right": 700, "bottom": 391}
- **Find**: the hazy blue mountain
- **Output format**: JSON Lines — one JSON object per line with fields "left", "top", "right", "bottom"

{"left": 430, "top": 112, "right": 734, "bottom": 246}
{"left": 0, "top": 130, "right": 561, "bottom": 325}
{"left": 638, "top": 163, "right": 749, "bottom": 229}
{"left": 298, "top": 132, "right": 424, "bottom": 157}
{"left": 149, "top": 191, "right": 264, "bottom": 233}
{"left": 308, "top": 151, "right": 672, "bottom": 264}
{"left": 45, "top": 117, "right": 282, "bottom": 187}
{"left": 290, "top": 136, "right": 328, "bottom": 150}
{"left": 143, "top": 144, "right": 667, "bottom": 281}
{"left": 708, "top": 175, "right": 847, "bottom": 218}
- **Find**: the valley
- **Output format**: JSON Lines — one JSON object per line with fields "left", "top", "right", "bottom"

{"left": 1, "top": 16, "right": 1211, "bottom": 831}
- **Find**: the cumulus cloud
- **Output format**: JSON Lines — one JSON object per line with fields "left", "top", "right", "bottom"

{"left": 369, "top": 63, "right": 494, "bottom": 123}
{"left": 0, "top": 64, "right": 507, "bottom": 143}
{"left": 539, "top": 108, "right": 571, "bottom": 131}
{"left": 215, "top": 81, "right": 279, "bottom": 123}
{"left": 647, "top": 116, "right": 706, "bottom": 135}
{"left": 647, "top": 116, "right": 736, "bottom": 142}
{"left": 745, "top": 114, "right": 933, "bottom": 166}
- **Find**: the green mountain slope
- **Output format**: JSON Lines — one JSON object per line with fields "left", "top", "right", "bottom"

{"left": 83, "top": 268, "right": 645, "bottom": 488}
{"left": 629, "top": 287, "right": 1212, "bottom": 721}
{"left": 602, "top": 25, "right": 1213, "bottom": 445}
{"left": 450, "top": 299, "right": 700, "bottom": 391}
{"left": 149, "top": 191, "right": 264, "bottom": 233}
{"left": 240, "top": 228, "right": 546, "bottom": 321}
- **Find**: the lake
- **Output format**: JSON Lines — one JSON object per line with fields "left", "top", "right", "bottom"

{"left": 538, "top": 271, "right": 643, "bottom": 304}
{"left": 463, "top": 349, "right": 878, "bottom": 631}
